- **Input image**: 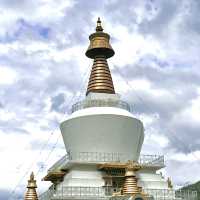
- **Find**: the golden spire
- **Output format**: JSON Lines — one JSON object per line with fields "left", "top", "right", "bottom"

{"left": 96, "top": 17, "right": 103, "bottom": 32}
{"left": 167, "top": 177, "right": 173, "bottom": 189}
{"left": 85, "top": 18, "right": 115, "bottom": 95}
{"left": 122, "top": 161, "right": 141, "bottom": 195}
{"left": 24, "top": 172, "right": 38, "bottom": 200}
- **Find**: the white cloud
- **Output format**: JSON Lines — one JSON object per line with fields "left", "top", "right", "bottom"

{"left": 182, "top": 91, "right": 200, "bottom": 122}
{"left": 0, "top": 110, "right": 16, "bottom": 121}
{"left": 0, "top": 66, "right": 18, "bottom": 85}
{"left": 0, "top": 0, "right": 75, "bottom": 37}
{"left": 108, "top": 24, "right": 164, "bottom": 67}
{"left": 169, "top": 150, "right": 200, "bottom": 163}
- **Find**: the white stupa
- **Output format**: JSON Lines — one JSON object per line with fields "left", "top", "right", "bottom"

{"left": 39, "top": 18, "right": 197, "bottom": 200}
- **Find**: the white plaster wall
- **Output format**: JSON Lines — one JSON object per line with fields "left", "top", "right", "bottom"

{"left": 57, "top": 165, "right": 105, "bottom": 188}
{"left": 137, "top": 170, "right": 168, "bottom": 190}
{"left": 55, "top": 166, "right": 168, "bottom": 191}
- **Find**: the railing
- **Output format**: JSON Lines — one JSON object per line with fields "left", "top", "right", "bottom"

{"left": 40, "top": 186, "right": 120, "bottom": 200}
{"left": 69, "top": 151, "right": 123, "bottom": 162}
{"left": 69, "top": 151, "right": 165, "bottom": 166}
{"left": 48, "top": 151, "right": 165, "bottom": 172}
{"left": 143, "top": 188, "right": 198, "bottom": 200}
{"left": 48, "top": 154, "right": 70, "bottom": 172}
{"left": 175, "top": 189, "right": 198, "bottom": 200}
{"left": 39, "top": 187, "right": 197, "bottom": 200}
{"left": 139, "top": 154, "right": 165, "bottom": 167}
{"left": 39, "top": 189, "right": 53, "bottom": 200}
{"left": 71, "top": 99, "right": 132, "bottom": 113}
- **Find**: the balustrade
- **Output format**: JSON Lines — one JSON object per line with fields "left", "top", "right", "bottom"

{"left": 40, "top": 186, "right": 197, "bottom": 200}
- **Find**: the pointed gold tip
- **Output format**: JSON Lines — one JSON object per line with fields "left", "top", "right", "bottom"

{"left": 30, "top": 172, "right": 34, "bottom": 181}
{"left": 27, "top": 172, "right": 37, "bottom": 189}
{"left": 96, "top": 17, "right": 103, "bottom": 32}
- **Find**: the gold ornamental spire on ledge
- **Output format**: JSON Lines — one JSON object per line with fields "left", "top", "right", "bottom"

{"left": 86, "top": 18, "right": 115, "bottom": 95}
{"left": 122, "top": 161, "right": 141, "bottom": 195}
{"left": 24, "top": 172, "right": 38, "bottom": 200}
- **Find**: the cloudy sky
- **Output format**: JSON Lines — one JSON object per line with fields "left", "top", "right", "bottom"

{"left": 0, "top": 0, "right": 200, "bottom": 199}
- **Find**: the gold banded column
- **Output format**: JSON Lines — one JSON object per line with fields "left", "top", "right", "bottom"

{"left": 122, "top": 161, "right": 141, "bottom": 195}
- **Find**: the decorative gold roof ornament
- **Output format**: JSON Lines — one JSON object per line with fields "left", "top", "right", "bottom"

{"left": 121, "top": 161, "right": 147, "bottom": 200}
{"left": 86, "top": 17, "right": 115, "bottom": 95}
{"left": 167, "top": 177, "right": 173, "bottom": 189}
{"left": 99, "top": 161, "right": 148, "bottom": 200}
{"left": 42, "top": 170, "right": 67, "bottom": 183}
{"left": 122, "top": 161, "right": 141, "bottom": 195}
{"left": 24, "top": 172, "right": 38, "bottom": 200}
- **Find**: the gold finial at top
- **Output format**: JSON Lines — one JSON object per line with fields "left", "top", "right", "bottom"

{"left": 24, "top": 172, "right": 38, "bottom": 200}
{"left": 86, "top": 17, "right": 114, "bottom": 59}
{"left": 30, "top": 172, "right": 34, "bottom": 181}
{"left": 96, "top": 17, "right": 103, "bottom": 32}
{"left": 27, "top": 172, "right": 37, "bottom": 188}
